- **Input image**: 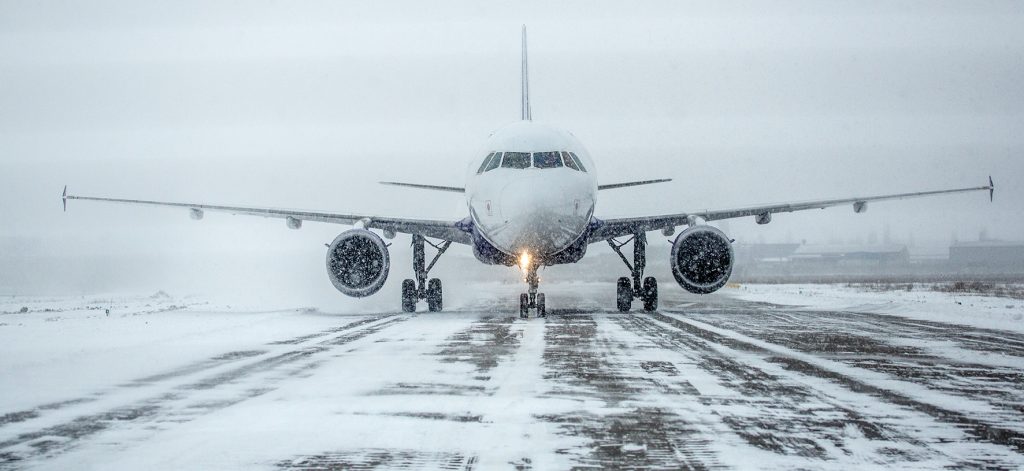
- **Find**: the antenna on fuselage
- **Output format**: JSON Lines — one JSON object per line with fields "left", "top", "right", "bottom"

{"left": 521, "top": 25, "right": 532, "bottom": 121}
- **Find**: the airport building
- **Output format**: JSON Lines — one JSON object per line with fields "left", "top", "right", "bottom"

{"left": 950, "top": 240, "right": 1024, "bottom": 269}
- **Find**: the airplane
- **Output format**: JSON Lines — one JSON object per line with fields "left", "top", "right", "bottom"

{"left": 63, "top": 26, "right": 995, "bottom": 319}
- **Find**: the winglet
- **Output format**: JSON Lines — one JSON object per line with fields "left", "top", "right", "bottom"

{"left": 62, "top": 185, "right": 67, "bottom": 212}
{"left": 989, "top": 175, "right": 994, "bottom": 202}
{"left": 521, "top": 25, "right": 531, "bottom": 121}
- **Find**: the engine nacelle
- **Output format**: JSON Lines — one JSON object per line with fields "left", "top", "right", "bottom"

{"left": 670, "top": 225, "right": 734, "bottom": 294}
{"left": 325, "top": 229, "right": 390, "bottom": 297}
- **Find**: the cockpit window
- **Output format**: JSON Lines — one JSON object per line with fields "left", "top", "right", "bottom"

{"left": 561, "top": 151, "right": 580, "bottom": 171}
{"left": 484, "top": 152, "right": 502, "bottom": 172}
{"left": 477, "top": 152, "right": 496, "bottom": 174}
{"left": 500, "top": 152, "right": 531, "bottom": 169}
{"left": 533, "top": 151, "right": 563, "bottom": 169}
{"left": 569, "top": 152, "right": 587, "bottom": 172}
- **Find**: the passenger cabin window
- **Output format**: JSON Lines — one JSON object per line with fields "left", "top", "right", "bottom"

{"left": 533, "top": 151, "right": 562, "bottom": 169}
{"left": 561, "top": 151, "right": 580, "bottom": 171}
{"left": 477, "top": 152, "right": 495, "bottom": 174}
{"left": 484, "top": 152, "right": 502, "bottom": 172}
{"left": 501, "top": 152, "right": 531, "bottom": 169}
{"left": 569, "top": 152, "right": 587, "bottom": 172}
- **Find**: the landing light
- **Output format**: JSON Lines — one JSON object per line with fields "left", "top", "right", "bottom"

{"left": 518, "top": 251, "right": 531, "bottom": 272}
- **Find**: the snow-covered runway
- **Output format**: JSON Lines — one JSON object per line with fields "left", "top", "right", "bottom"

{"left": 1, "top": 284, "right": 1022, "bottom": 470}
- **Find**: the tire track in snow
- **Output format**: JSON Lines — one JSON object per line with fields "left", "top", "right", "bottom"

{"left": 0, "top": 314, "right": 393, "bottom": 432}
{"left": 614, "top": 312, "right": 912, "bottom": 467}
{"left": 676, "top": 303, "right": 1024, "bottom": 434}
{"left": 538, "top": 310, "right": 720, "bottom": 470}
{"left": 276, "top": 312, "right": 527, "bottom": 470}
{"left": 0, "top": 313, "right": 408, "bottom": 468}
{"left": 647, "top": 309, "right": 1024, "bottom": 468}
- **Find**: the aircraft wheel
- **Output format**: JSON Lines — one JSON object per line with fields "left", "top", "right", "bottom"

{"left": 616, "top": 277, "right": 632, "bottom": 312}
{"left": 642, "top": 277, "right": 658, "bottom": 312}
{"left": 519, "top": 293, "right": 530, "bottom": 319}
{"left": 426, "top": 278, "right": 443, "bottom": 312}
{"left": 537, "top": 293, "right": 546, "bottom": 318}
{"left": 401, "top": 279, "right": 417, "bottom": 313}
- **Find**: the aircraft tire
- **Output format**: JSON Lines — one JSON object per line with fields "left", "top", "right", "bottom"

{"left": 401, "top": 279, "right": 417, "bottom": 312}
{"left": 616, "top": 277, "right": 632, "bottom": 312}
{"left": 519, "top": 293, "right": 529, "bottom": 319}
{"left": 537, "top": 293, "right": 546, "bottom": 318}
{"left": 642, "top": 277, "right": 658, "bottom": 312}
{"left": 426, "top": 278, "right": 443, "bottom": 312}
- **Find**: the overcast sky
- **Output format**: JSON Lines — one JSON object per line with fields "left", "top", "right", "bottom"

{"left": 1, "top": 1, "right": 1022, "bottom": 298}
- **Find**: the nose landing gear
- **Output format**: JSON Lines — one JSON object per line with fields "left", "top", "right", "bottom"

{"left": 518, "top": 262, "right": 546, "bottom": 319}
{"left": 401, "top": 234, "right": 451, "bottom": 312}
{"left": 608, "top": 232, "right": 658, "bottom": 313}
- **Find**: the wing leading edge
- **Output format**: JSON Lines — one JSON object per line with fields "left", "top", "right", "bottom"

{"left": 590, "top": 177, "right": 994, "bottom": 242}
{"left": 597, "top": 178, "right": 672, "bottom": 191}
{"left": 62, "top": 188, "right": 473, "bottom": 244}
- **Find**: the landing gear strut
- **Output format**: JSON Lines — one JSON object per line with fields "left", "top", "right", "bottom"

{"left": 401, "top": 234, "right": 451, "bottom": 312}
{"left": 607, "top": 232, "right": 658, "bottom": 312}
{"left": 519, "top": 262, "right": 546, "bottom": 319}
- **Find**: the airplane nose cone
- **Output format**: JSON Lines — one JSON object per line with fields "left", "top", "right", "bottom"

{"left": 495, "top": 176, "right": 586, "bottom": 255}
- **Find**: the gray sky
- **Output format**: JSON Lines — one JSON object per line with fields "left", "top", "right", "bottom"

{"left": 1, "top": 0, "right": 1022, "bottom": 298}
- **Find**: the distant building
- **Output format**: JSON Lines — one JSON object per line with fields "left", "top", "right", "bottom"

{"left": 734, "top": 243, "right": 801, "bottom": 264}
{"left": 949, "top": 241, "right": 1024, "bottom": 268}
{"left": 790, "top": 244, "right": 909, "bottom": 267}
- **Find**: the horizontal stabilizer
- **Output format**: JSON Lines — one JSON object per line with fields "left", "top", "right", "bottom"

{"left": 598, "top": 178, "right": 672, "bottom": 191}
{"left": 379, "top": 182, "right": 465, "bottom": 193}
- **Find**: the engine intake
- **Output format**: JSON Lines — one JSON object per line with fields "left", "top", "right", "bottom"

{"left": 670, "top": 225, "right": 734, "bottom": 294}
{"left": 326, "top": 229, "right": 390, "bottom": 297}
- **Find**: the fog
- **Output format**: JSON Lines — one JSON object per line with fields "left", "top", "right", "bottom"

{"left": 2, "top": 1, "right": 1022, "bottom": 303}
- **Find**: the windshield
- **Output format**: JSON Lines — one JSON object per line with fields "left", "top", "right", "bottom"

{"left": 561, "top": 151, "right": 580, "bottom": 171}
{"left": 533, "top": 152, "right": 563, "bottom": 169}
{"left": 476, "top": 152, "right": 496, "bottom": 174}
{"left": 500, "top": 152, "right": 531, "bottom": 169}
{"left": 484, "top": 152, "right": 502, "bottom": 172}
{"left": 568, "top": 152, "right": 587, "bottom": 172}
{"left": 480, "top": 151, "right": 579, "bottom": 172}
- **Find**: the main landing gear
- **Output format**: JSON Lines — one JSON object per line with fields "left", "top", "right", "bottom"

{"left": 607, "top": 232, "right": 658, "bottom": 312}
{"left": 519, "top": 261, "right": 546, "bottom": 319}
{"left": 402, "top": 234, "right": 451, "bottom": 312}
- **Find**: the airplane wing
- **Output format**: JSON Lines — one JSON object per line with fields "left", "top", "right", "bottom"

{"left": 62, "top": 187, "right": 473, "bottom": 244}
{"left": 597, "top": 178, "right": 671, "bottom": 190}
{"left": 378, "top": 182, "right": 465, "bottom": 193}
{"left": 589, "top": 177, "right": 994, "bottom": 242}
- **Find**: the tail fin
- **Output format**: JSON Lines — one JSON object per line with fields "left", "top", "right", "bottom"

{"left": 521, "top": 25, "right": 532, "bottom": 121}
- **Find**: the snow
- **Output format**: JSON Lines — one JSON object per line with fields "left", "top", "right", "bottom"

{"left": 723, "top": 283, "right": 1024, "bottom": 333}
{"left": 1, "top": 283, "right": 1022, "bottom": 469}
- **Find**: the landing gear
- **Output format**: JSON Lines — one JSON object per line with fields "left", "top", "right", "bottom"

{"left": 642, "top": 276, "right": 658, "bottom": 312}
{"left": 426, "top": 278, "right": 443, "bottom": 312}
{"left": 608, "top": 232, "right": 658, "bottom": 313}
{"left": 519, "top": 261, "right": 546, "bottom": 319}
{"left": 402, "top": 279, "right": 417, "bottom": 313}
{"left": 616, "top": 277, "right": 632, "bottom": 312}
{"left": 401, "top": 234, "right": 451, "bottom": 312}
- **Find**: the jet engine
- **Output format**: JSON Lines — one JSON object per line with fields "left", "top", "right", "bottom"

{"left": 325, "top": 229, "right": 390, "bottom": 297}
{"left": 670, "top": 225, "right": 734, "bottom": 294}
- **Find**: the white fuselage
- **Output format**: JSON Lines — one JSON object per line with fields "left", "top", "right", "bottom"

{"left": 466, "top": 121, "right": 597, "bottom": 261}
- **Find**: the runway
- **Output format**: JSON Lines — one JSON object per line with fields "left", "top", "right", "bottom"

{"left": 1, "top": 284, "right": 1022, "bottom": 469}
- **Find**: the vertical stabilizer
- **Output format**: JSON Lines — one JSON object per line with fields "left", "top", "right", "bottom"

{"left": 521, "top": 25, "right": 532, "bottom": 121}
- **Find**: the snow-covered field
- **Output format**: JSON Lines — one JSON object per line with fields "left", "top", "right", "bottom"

{"left": 1, "top": 283, "right": 1023, "bottom": 470}
{"left": 726, "top": 283, "right": 1024, "bottom": 333}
